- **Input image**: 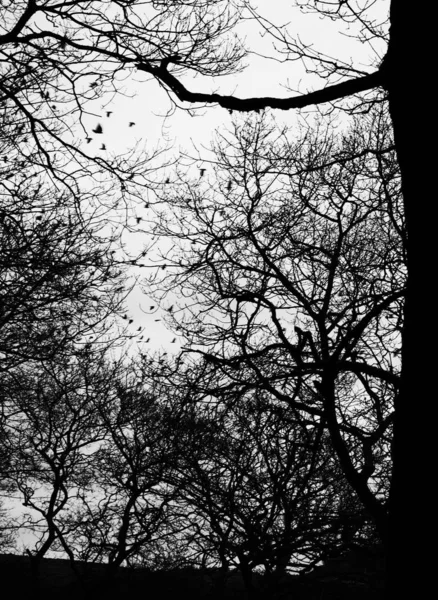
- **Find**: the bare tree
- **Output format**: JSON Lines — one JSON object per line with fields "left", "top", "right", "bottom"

{"left": 1, "top": 3, "right": 429, "bottom": 594}
{"left": 134, "top": 5, "right": 434, "bottom": 592}
{"left": 169, "top": 382, "right": 378, "bottom": 597}
{"left": 0, "top": 0, "right": 241, "bottom": 197}
{"left": 147, "top": 108, "right": 400, "bottom": 559}
{"left": 61, "top": 358, "right": 182, "bottom": 585}
{"left": 0, "top": 180, "right": 129, "bottom": 370}
{"left": 0, "top": 1, "right": 171, "bottom": 378}
{"left": 2, "top": 350, "right": 112, "bottom": 583}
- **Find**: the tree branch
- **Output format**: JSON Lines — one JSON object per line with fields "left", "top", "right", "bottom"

{"left": 0, "top": 1, "right": 37, "bottom": 45}
{"left": 138, "top": 60, "right": 383, "bottom": 112}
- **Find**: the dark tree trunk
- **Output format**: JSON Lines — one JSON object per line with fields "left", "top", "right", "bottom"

{"left": 385, "top": 2, "right": 434, "bottom": 597}
{"left": 238, "top": 559, "right": 256, "bottom": 600}
{"left": 27, "top": 551, "right": 42, "bottom": 592}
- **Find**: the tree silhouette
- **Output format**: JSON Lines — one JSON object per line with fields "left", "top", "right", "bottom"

{"left": 0, "top": 3, "right": 429, "bottom": 595}
{"left": 0, "top": 179, "right": 127, "bottom": 372}
{"left": 74, "top": 366, "right": 181, "bottom": 583}
{"left": 173, "top": 389, "right": 371, "bottom": 591}
{"left": 149, "top": 107, "right": 401, "bottom": 588}
{"left": 2, "top": 350, "right": 111, "bottom": 585}
{"left": 137, "top": 7, "right": 432, "bottom": 593}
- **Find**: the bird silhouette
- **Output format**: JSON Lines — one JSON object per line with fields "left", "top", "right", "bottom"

{"left": 92, "top": 123, "right": 103, "bottom": 134}
{"left": 106, "top": 111, "right": 112, "bottom": 117}
{"left": 199, "top": 168, "right": 206, "bottom": 177}
{"left": 129, "top": 122, "right": 135, "bottom": 127}
{"left": 100, "top": 143, "right": 106, "bottom": 150}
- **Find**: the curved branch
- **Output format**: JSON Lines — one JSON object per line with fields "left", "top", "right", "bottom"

{"left": 0, "top": 0, "right": 37, "bottom": 45}
{"left": 138, "top": 60, "right": 383, "bottom": 112}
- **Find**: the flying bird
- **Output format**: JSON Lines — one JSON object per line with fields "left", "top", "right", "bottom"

{"left": 92, "top": 123, "right": 103, "bottom": 134}
{"left": 100, "top": 143, "right": 106, "bottom": 150}
{"left": 106, "top": 111, "right": 113, "bottom": 117}
{"left": 129, "top": 122, "right": 135, "bottom": 127}
{"left": 85, "top": 137, "right": 92, "bottom": 143}
{"left": 199, "top": 168, "right": 206, "bottom": 177}
{"left": 171, "top": 338, "right": 176, "bottom": 343}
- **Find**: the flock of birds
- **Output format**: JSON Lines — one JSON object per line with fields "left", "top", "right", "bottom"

{"left": 85, "top": 113, "right": 136, "bottom": 150}
{"left": 84, "top": 111, "right": 213, "bottom": 350}
{"left": 85, "top": 113, "right": 180, "bottom": 348}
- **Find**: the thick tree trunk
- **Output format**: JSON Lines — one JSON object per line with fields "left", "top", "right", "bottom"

{"left": 385, "top": 2, "right": 434, "bottom": 596}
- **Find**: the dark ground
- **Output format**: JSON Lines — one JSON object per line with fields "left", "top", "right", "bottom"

{"left": 0, "top": 548, "right": 385, "bottom": 600}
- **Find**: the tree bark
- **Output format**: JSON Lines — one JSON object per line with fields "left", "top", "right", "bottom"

{"left": 385, "top": 2, "right": 434, "bottom": 596}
